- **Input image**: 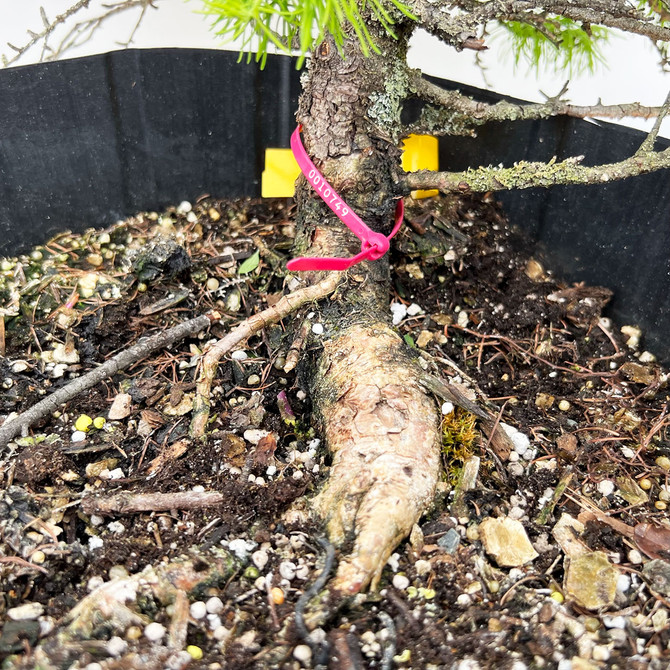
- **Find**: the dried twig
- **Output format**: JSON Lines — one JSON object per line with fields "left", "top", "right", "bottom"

{"left": 81, "top": 490, "right": 225, "bottom": 515}
{"left": 0, "top": 314, "right": 212, "bottom": 447}
{"left": 190, "top": 274, "right": 342, "bottom": 438}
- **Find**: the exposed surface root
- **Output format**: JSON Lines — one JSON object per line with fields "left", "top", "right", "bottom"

{"left": 312, "top": 323, "right": 442, "bottom": 594}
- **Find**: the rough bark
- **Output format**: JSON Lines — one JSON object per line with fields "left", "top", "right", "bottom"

{"left": 295, "top": 24, "right": 442, "bottom": 594}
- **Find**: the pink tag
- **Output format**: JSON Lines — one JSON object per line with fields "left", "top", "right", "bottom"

{"left": 287, "top": 126, "right": 403, "bottom": 271}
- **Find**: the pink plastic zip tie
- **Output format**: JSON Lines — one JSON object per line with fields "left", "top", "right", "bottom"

{"left": 287, "top": 126, "right": 404, "bottom": 272}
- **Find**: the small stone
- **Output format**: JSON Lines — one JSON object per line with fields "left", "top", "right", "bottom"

{"left": 457, "top": 310, "right": 469, "bottom": 328}
{"left": 525, "top": 259, "right": 545, "bottom": 281}
{"left": 279, "top": 561, "right": 297, "bottom": 580}
{"left": 126, "top": 626, "right": 143, "bottom": 641}
{"left": 214, "top": 625, "right": 231, "bottom": 641}
{"left": 392, "top": 574, "right": 410, "bottom": 590}
{"left": 639, "top": 351, "right": 656, "bottom": 363}
{"left": 107, "top": 636, "right": 128, "bottom": 657}
{"left": 565, "top": 551, "right": 619, "bottom": 610}
{"left": 415, "top": 559, "right": 432, "bottom": 576}
{"left": 406, "top": 303, "right": 422, "bottom": 316}
{"left": 558, "top": 400, "right": 571, "bottom": 411}
{"left": 7, "top": 602, "right": 44, "bottom": 621}
{"left": 456, "top": 593, "right": 472, "bottom": 607}
{"left": 206, "top": 597, "right": 224, "bottom": 614}
{"left": 416, "top": 330, "right": 433, "bottom": 348}
{"left": 438, "top": 528, "right": 461, "bottom": 554}
{"left": 535, "top": 393, "right": 555, "bottom": 409}
{"left": 206, "top": 277, "right": 220, "bottom": 291}
{"left": 479, "top": 516, "right": 538, "bottom": 567}
{"left": 11, "top": 360, "right": 29, "bottom": 373}
{"left": 186, "top": 645, "right": 203, "bottom": 660}
{"left": 252, "top": 550, "right": 269, "bottom": 570}
{"left": 190, "top": 601, "right": 207, "bottom": 619}
{"left": 144, "top": 622, "right": 166, "bottom": 641}
{"left": 31, "top": 550, "right": 46, "bottom": 565}
{"left": 186, "top": 211, "right": 197, "bottom": 223}
{"left": 293, "top": 644, "right": 312, "bottom": 663}
{"left": 621, "top": 325, "right": 642, "bottom": 349}
{"left": 227, "top": 538, "right": 256, "bottom": 559}
{"left": 441, "top": 401, "right": 454, "bottom": 415}
{"left": 208, "top": 207, "right": 221, "bottom": 221}
{"left": 500, "top": 423, "right": 531, "bottom": 455}
{"left": 311, "top": 323, "right": 324, "bottom": 335}
{"left": 597, "top": 480, "right": 615, "bottom": 497}
{"left": 656, "top": 456, "right": 670, "bottom": 470}
{"left": 643, "top": 559, "right": 670, "bottom": 595}
{"left": 295, "top": 564, "right": 310, "bottom": 580}
{"left": 87, "top": 253, "right": 103, "bottom": 267}
{"left": 247, "top": 374, "right": 261, "bottom": 386}
{"left": 71, "top": 430, "right": 87, "bottom": 443}
{"left": 52, "top": 342, "right": 80, "bottom": 364}
{"left": 390, "top": 302, "right": 407, "bottom": 325}
{"left": 107, "top": 521, "right": 125, "bottom": 534}
{"left": 592, "top": 646, "right": 610, "bottom": 662}
{"left": 108, "top": 393, "right": 132, "bottom": 420}
{"left": 225, "top": 290, "right": 241, "bottom": 312}
{"left": 177, "top": 200, "right": 192, "bottom": 213}
{"left": 243, "top": 429, "right": 270, "bottom": 445}
{"left": 628, "top": 549, "right": 643, "bottom": 565}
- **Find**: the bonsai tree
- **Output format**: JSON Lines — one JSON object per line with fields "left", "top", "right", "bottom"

{"left": 191, "top": 0, "right": 670, "bottom": 597}
{"left": 2, "top": 0, "right": 670, "bottom": 605}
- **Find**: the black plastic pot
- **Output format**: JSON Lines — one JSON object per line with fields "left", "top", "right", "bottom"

{"left": 1, "top": 49, "right": 669, "bottom": 361}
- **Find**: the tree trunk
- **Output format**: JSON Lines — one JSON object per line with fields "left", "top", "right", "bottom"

{"left": 295, "top": 25, "right": 442, "bottom": 595}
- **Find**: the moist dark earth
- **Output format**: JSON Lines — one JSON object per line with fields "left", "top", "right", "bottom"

{"left": 1, "top": 194, "right": 670, "bottom": 669}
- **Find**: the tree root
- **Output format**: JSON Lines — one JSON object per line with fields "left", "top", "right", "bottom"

{"left": 81, "top": 490, "right": 226, "bottom": 516}
{"left": 190, "top": 274, "right": 341, "bottom": 438}
{"left": 312, "top": 323, "right": 443, "bottom": 594}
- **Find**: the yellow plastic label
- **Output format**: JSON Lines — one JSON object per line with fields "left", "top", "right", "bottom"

{"left": 261, "top": 148, "right": 301, "bottom": 197}
{"left": 401, "top": 134, "right": 439, "bottom": 199}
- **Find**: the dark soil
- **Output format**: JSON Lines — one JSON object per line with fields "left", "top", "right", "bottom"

{"left": 1, "top": 194, "right": 669, "bottom": 669}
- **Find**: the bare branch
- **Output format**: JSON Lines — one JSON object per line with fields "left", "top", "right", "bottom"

{"left": 407, "top": 73, "right": 667, "bottom": 136}
{"left": 403, "top": 145, "right": 670, "bottom": 194}
{"left": 1, "top": 0, "right": 161, "bottom": 68}
{"left": 637, "top": 88, "right": 670, "bottom": 155}
{"left": 407, "top": 0, "right": 670, "bottom": 51}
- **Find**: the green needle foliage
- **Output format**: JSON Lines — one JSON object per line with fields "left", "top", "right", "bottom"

{"left": 496, "top": 16, "right": 609, "bottom": 75}
{"left": 198, "top": 0, "right": 416, "bottom": 67}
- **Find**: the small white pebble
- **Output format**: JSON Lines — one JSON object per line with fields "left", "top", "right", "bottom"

{"left": 508, "top": 451, "right": 520, "bottom": 463}
{"left": 90, "top": 514, "right": 105, "bottom": 527}
{"left": 602, "top": 615, "right": 626, "bottom": 629}
{"left": 227, "top": 538, "right": 256, "bottom": 559}
{"left": 252, "top": 550, "right": 269, "bottom": 570}
{"left": 311, "top": 323, "right": 324, "bottom": 335}
{"left": 231, "top": 350, "right": 248, "bottom": 360}
{"left": 441, "top": 401, "right": 454, "bottom": 415}
{"left": 279, "top": 561, "right": 297, "bottom": 580}
{"left": 106, "top": 636, "right": 128, "bottom": 657}
{"left": 71, "top": 430, "right": 87, "bottom": 443}
{"left": 387, "top": 553, "right": 400, "bottom": 572}
{"left": 104, "top": 468, "right": 125, "bottom": 480}
{"left": 628, "top": 549, "right": 643, "bottom": 565}
{"left": 415, "top": 559, "right": 432, "bottom": 576}
{"left": 292, "top": 470, "right": 304, "bottom": 480}
{"left": 177, "top": 200, "right": 192, "bottom": 213}
{"left": 190, "top": 601, "right": 207, "bottom": 620}
{"left": 214, "top": 626, "right": 231, "bottom": 641}
{"left": 293, "top": 644, "right": 312, "bottom": 663}
{"left": 192, "top": 485, "right": 205, "bottom": 493}
{"left": 87, "top": 576, "right": 105, "bottom": 592}
{"left": 144, "top": 622, "right": 166, "bottom": 642}
{"left": 296, "top": 390, "right": 307, "bottom": 400}
{"left": 88, "top": 536, "right": 104, "bottom": 550}
{"left": 456, "top": 594, "right": 472, "bottom": 607}
{"left": 207, "top": 614, "right": 222, "bottom": 630}
{"left": 266, "top": 465, "right": 277, "bottom": 477}
{"left": 390, "top": 302, "right": 408, "bottom": 325}
{"left": 107, "top": 521, "right": 125, "bottom": 534}
{"left": 597, "top": 480, "right": 615, "bottom": 497}
{"left": 558, "top": 400, "right": 571, "bottom": 411}
{"left": 186, "top": 211, "right": 198, "bottom": 223}
{"left": 407, "top": 303, "right": 422, "bottom": 316}
{"left": 592, "top": 645, "right": 610, "bottom": 662}
{"left": 639, "top": 351, "right": 656, "bottom": 363}
{"left": 617, "top": 574, "right": 631, "bottom": 593}
{"left": 392, "top": 574, "right": 410, "bottom": 590}
{"left": 85, "top": 663, "right": 103, "bottom": 670}
{"left": 295, "top": 564, "right": 310, "bottom": 580}
{"left": 255, "top": 476, "right": 265, "bottom": 486}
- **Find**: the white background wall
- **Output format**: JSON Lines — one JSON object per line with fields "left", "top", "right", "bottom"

{"left": 1, "top": 0, "right": 669, "bottom": 138}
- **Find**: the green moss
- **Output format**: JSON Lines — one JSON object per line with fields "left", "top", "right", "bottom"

{"left": 441, "top": 408, "right": 478, "bottom": 484}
